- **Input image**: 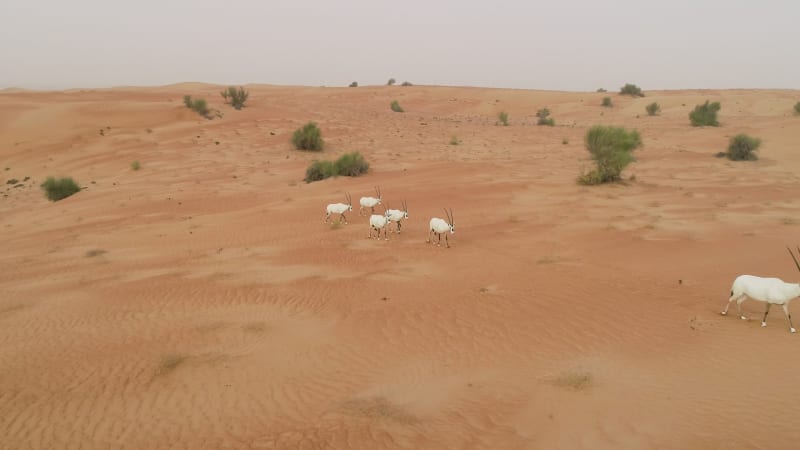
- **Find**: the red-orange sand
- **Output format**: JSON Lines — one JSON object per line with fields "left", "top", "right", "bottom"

{"left": 2, "top": 84, "right": 800, "bottom": 449}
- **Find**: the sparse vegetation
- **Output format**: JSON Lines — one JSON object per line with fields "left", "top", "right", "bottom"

{"left": 450, "top": 135, "right": 460, "bottom": 145}
{"left": 619, "top": 83, "right": 644, "bottom": 97}
{"left": 41, "top": 176, "right": 80, "bottom": 201}
{"left": 387, "top": 78, "right": 396, "bottom": 86}
{"left": 497, "top": 111, "right": 509, "bottom": 126}
{"left": 578, "top": 125, "right": 642, "bottom": 185}
{"left": 390, "top": 100, "right": 404, "bottom": 113}
{"left": 536, "top": 108, "right": 555, "bottom": 126}
{"left": 6, "top": 178, "right": 18, "bottom": 185}
{"left": 401, "top": 81, "right": 413, "bottom": 86}
{"left": 794, "top": 101, "right": 800, "bottom": 115}
{"left": 724, "top": 134, "right": 761, "bottom": 161}
{"left": 552, "top": 370, "right": 593, "bottom": 390}
{"left": 220, "top": 86, "right": 249, "bottom": 110}
{"left": 646, "top": 102, "right": 661, "bottom": 116}
{"left": 349, "top": 81, "right": 358, "bottom": 88}
{"left": 292, "top": 122, "right": 324, "bottom": 151}
{"left": 85, "top": 249, "right": 107, "bottom": 257}
{"left": 131, "top": 161, "right": 140, "bottom": 171}
{"left": 562, "top": 138, "right": 569, "bottom": 145}
{"left": 689, "top": 100, "right": 721, "bottom": 127}
{"left": 183, "top": 95, "right": 210, "bottom": 118}
{"left": 333, "top": 151, "right": 370, "bottom": 177}
{"left": 596, "top": 88, "right": 607, "bottom": 93}
{"left": 304, "top": 152, "right": 369, "bottom": 183}
{"left": 157, "top": 354, "right": 187, "bottom": 376}
{"left": 601, "top": 97, "right": 613, "bottom": 108}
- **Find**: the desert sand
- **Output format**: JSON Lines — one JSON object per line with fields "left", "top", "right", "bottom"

{"left": 2, "top": 84, "right": 800, "bottom": 449}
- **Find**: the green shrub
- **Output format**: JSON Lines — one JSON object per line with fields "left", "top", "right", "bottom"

{"left": 220, "top": 86, "right": 249, "bottom": 110}
{"left": 41, "top": 176, "right": 80, "bottom": 201}
{"left": 689, "top": 100, "right": 721, "bottom": 127}
{"left": 334, "top": 152, "right": 370, "bottom": 176}
{"left": 620, "top": 83, "right": 644, "bottom": 97}
{"left": 349, "top": 81, "right": 358, "bottom": 87}
{"left": 390, "top": 100, "right": 404, "bottom": 112}
{"left": 725, "top": 134, "right": 761, "bottom": 161}
{"left": 401, "top": 81, "right": 413, "bottom": 86}
{"left": 387, "top": 78, "right": 396, "bottom": 86}
{"left": 646, "top": 102, "right": 661, "bottom": 116}
{"left": 183, "top": 96, "right": 209, "bottom": 118}
{"left": 578, "top": 125, "right": 642, "bottom": 185}
{"left": 183, "top": 95, "right": 193, "bottom": 108}
{"left": 450, "top": 135, "right": 459, "bottom": 145}
{"left": 601, "top": 97, "right": 613, "bottom": 107}
{"left": 536, "top": 108, "right": 555, "bottom": 126}
{"left": 794, "top": 101, "right": 800, "bottom": 115}
{"left": 292, "top": 122, "right": 324, "bottom": 151}
{"left": 131, "top": 161, "right": 141, "bottom": 171}
{"left": 497, "top": 111, "right": 509, "bottom": 126}
{"left": 304, "top": 160, "right": 335, "bottom": 183}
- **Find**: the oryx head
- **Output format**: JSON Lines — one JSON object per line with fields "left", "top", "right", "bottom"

{"left": 444, "top": 208, "right": 455, "bottom": 234}
{"left": 401, "top": 199, "right": 409, "bottom": 220}
{"left": 374, "top": 186, "right": 382, "bottom": 204}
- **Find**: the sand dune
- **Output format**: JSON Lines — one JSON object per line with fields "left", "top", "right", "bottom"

{"left": 2, "top": 84, "right": 800, "bottom": 449}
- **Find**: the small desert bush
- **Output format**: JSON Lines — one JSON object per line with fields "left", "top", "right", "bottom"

{"left": 390, "top": 100, "right": 404, "bottom": 112}
{"left": 794, "top": 101, "right": 800, "bottom": 115}
{"left": 387, "top": 78, "right": 396, "bottom": 86}
{"left": 596, "top": 88, "right": 607, "bottom": 93}
{"left": 304, "top": 152, "right": 369, "bottom": 183}
{"left": 349, "top": 81, "right": 358, "bottom": 88}
{"left": 334, "top": 152, "right": 370, "bottom": 177}
{"left": 497, "top": 111, "right": 509, "bottom": 126}
{"left": 578, "top": 125, "right": 642, "bottom": 185}
{"left": 220, "top": 86, "right": 249, "bottom": 110}
{"left": 646, "top": 102, "right": 661, "bottom": 116}
{"left": 620, "top": 83, "right": 644, "bottom": 97}
{"left": 41, "top": 176, "right": 81, "bottom": 201}
{"left": 689, "top": 100, "right": 721, "bottom": 127}
{"left": 304, "top": 160, "right": 335, "bottom": 183}
{"left": 536, "top": 108, "right": 555, "bottom": 126}
{"left": 725, "top": 134, "right": 761, "bottom": 161}
{"left": 601, "top": 97, "right": 613, "bottom": 107}
{"left": 401, "top": 81, "right": 413, "bottom": 86}
{"left": 131, "top": 160, "right": 141, "bottom": 171}
{"left": 450, "top": 135, "right": 459, "bottom": 145}
{"left": 292, "top": 122, "right": 324, "bottom": 151}
{"left": 183, "top": 96, "right": 209, "bottom": 118}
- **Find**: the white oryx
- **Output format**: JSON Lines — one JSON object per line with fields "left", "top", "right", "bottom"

{"left": 359, "top": 186, "right": 382, "bottom": 216}
{"left": 427, "top": 208, "right": 455, "bottom": 248}
{"left": 721, "top": 246, "right": 800, "bottom": 333}
{"left": 387, "top": 199, "right": 409, "bottom": 234}
{"left": 368, "top": 205, "right": 391, "bottom": 240}
{"left": 324, "top": 192, "right": 353, "bottom": 224}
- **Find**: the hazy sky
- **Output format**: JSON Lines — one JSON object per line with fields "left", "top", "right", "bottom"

{"left": 1, "top": 0, "right": 798, "bottom": 91}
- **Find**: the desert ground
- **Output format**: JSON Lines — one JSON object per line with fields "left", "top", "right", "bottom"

{"left": 2, "top": 83, "right": 800, "bottom": 449}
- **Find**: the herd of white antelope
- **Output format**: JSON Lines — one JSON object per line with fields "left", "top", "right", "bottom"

{"left": 328, "top": 189, "right": 800, "bottom": 334}
{"left": 324, "top": 186, "right": 456, "bottom": 247}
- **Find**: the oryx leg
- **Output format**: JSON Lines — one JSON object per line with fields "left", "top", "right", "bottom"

{"left": 383, "top": 227, "right": 388, "bottom": 241}
{"left": 762, "top": 303, "right": 771, "bottom": 327}
{"left": 427, "top": 229, "right": 433, "bottom": 244}
{"left": 445, "top": 234, "right": 449, "bottom": 248}
{"left": 397, "top": 221, "right": 402, "bottom": 234}
{"left": 324, "top": 213, "right": 330, "bottom": 223}
{"left": 736, "top": 296, "right": 748, "bottom": 320}
{"left": 341, "top": 213, "right": 347, "bottom": 224}
{"left": 721, "top": 293, "right": 744, "bottom": 317}
{"left": 781, "top": 304, "right": 796, "bottom": 333}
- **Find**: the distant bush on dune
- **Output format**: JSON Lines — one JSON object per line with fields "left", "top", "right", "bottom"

{"left": 183, "top": 95, "right": 210, "bottom": 118}
{"left": 724, "top": 134, "right": 761, "bottom": 161}
{"left": 646, "top": 102, "right": 661, "bottom": 116}
{"left": 794, "top": 101, "right": 800, "bottom": 115}
{"left": 220, "top": 86, "right": 249, "bottom": 110}
{"left": 536, "top": 108, "right": 555, "bottom": 126}
{"left": 689, "top": 100, "right": 721, "bottom": 127}
{"left": 304, "top": 152, "right": 369, "bottom": 183}
{"left": 620, "top": 83, "right": 644, "bottom": 97}
{"left": 601, "top": 97, "right": 613, "bottom": 108}
{"left": 387, "top": 78, "right": 396, "bottom": 86}
{"left": 578, "top": 125, "right": 642, "bottom": 185}
{"left": 292, "top": 122, "right": 324, "bottom": 151}
{"left": 41, "top": 176, "right": 80, "bottom": 201}
{"left": 349, "top": 81, "right": 358, "bottom": 88}
{"left": 497, "top": 111, "right": 509, "bottom": 126}
{"left": 390, "top": 100, "right": 404, "bottom": 113}
{"left": 401, "top": 81, "right": 413, "bottom": 86}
